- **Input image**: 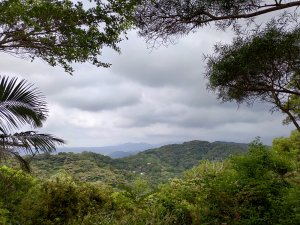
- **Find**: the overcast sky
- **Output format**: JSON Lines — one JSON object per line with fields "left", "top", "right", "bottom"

{"left": 0, "top": 27, "right": 294, "bottom": 147}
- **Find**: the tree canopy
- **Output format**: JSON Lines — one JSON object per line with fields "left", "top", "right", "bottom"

{"left": 0, "top": 0, "right": 137, "bottom": 74}
{"left": 206, "top": 26, "right": 300, "bottom": 130}
{"left": 135, "top": 0, "right": 300, "bottom": 43}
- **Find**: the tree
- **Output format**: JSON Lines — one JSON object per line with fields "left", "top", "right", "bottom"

{"left": 135, "top": 0, "right": 300, "bottom": 43}
{"left": 0, "top": 76, "right": 64, "bottom": 171}
{"left": 149, "top": 139, "right": 300, "bottom": 225}
{"left": 206, "top": 25, "right": 300, "bottom": 131}
{"left": 135, "top": 1, "right": 300, "bottom": 130}
{"left": 0, "top": 166, "right": 35, "bottom": 224}
{"left": 0, "top": 0, "right": 137, "bottom": 74}
{"left": 19, "top": 173, "right": 112, "bottom": 225}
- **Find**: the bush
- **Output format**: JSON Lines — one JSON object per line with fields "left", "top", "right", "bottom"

{"left": 19, "top": 172, "right": 113, "bottom": 225}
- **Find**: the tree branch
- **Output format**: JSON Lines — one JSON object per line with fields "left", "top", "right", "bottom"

{"left": 190, "top": 1, "right": 300, "bottom": 25}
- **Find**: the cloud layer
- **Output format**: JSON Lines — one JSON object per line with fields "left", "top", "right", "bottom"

{"left": 0, "top": 28, "right": 293, "bottom": 146}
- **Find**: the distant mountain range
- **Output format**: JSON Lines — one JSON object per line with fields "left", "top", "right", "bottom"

{"left": 57, "top": 142, "right": 163, "bottom": 158}
{"left": 29, "top": 140, "right": 248, "bottom": 185}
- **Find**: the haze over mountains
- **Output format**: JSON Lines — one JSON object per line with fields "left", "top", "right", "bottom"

{"left": 57, "top": 142, "right": 169, "bottom": 158}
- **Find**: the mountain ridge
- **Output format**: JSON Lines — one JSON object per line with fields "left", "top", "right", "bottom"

{"left": 30, "top": 140, "right": 249, "bottom": 185}
{"left": 56, "top": 142, "right": 163, "bottom": 157}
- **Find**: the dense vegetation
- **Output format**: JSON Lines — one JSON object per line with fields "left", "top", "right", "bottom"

{"left": 0, "top": 133, "right": 299, "bottom": 224}
{"left": 25, "top": 140, "right": 248, "bottom": 186}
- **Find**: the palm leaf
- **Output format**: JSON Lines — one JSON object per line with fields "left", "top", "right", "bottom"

{"left": 0, "top": 131, "right": 65, "bottom": 171}
{"left": 0, "top": 76, "right": 65, "bottom": 171}
{"left": 0, "top": 76, "right": 48, "bottom": 132}
{"left": 0, "top": 131, "right": 65, "bottom": 154}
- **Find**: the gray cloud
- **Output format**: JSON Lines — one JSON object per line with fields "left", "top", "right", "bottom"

{"left": 0, "top": 27, "right": 295, "bottom": 147}
{"left": 54, "top": 84, "right": 141, "bottom": 111}
{"left": 118, "top": 100, "right": 276, "bottom": 129}
{"left": 112, "top": 29, "right": 233, "bottom": 88}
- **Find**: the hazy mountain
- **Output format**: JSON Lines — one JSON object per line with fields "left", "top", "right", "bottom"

{"left": 107, "top": 151, "right": 139, "bottom": 159}
{"left": 57, "top": 142, "right": 161, "bottom": 155}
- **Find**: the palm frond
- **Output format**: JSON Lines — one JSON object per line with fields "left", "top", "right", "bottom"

{"left": 0, "top": 131, "right": 65, "bottom": 154}
{"left": 0, "top": 131, "right": 65, "bottom": 171}
{"left": 0, "top": 76, "right": 65, "bottom": 171}
{"left": 0, "top": 76, "right": 48, "bottom": 132}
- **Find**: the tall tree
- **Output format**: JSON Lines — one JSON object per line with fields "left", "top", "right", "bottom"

{"left": 0, "top": 0, "right": 137, "bottom": 74}
{"left": 0, "top": 76, "right": 64, "bottom": 171}
{"left": 206, "top": 25, "right": 300, "bottom": 131}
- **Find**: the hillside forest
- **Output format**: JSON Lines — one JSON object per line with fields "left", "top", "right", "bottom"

{"left": 1, "top": 0, "right": 300, "bottom": 224}
{"left": 1, "top": 134, "right": 300, "bottom": 224}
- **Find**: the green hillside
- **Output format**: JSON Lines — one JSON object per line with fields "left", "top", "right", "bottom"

{"left": 2, "top": 136, "right": 300, "bottom": 225}
{"left": 114, "top": 140, "right": 248, "bottom": 183}
{"left": 28, "top": 140, "right": 248, "bottom": 186}
{"left": 30, "top": 152, "right": 130, "bottom": 187}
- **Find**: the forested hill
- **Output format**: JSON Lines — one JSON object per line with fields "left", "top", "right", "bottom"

{"left": 121, "top": 140, "right": 248, "bottom": 170}
{"left": 30, "top": 140, "right": 248, "bottom": 186}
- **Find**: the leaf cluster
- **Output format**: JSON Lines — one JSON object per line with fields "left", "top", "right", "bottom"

{"left": 0, "top": 0, "right": 137, "bottom": 73}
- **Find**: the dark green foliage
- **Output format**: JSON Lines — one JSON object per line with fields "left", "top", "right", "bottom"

{"left": 30, "top": 151, "right": 127, "bottom": 186}
{"left": 0, "top": 166, "right": 35, "bottom": 224}
{"left": 149, "top": 137, "right": 300, "bottom": 225}
{"left": 20, "top": 173, "right": 113, "bottom": 225}
{"left": 0, "top": 0, "right": 137, "bottom": 73}
{"left": 116, "top": 140, "right": 247, "bottom": 183}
